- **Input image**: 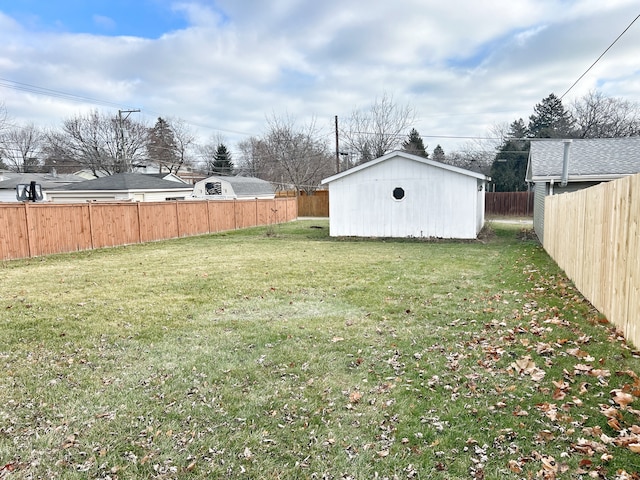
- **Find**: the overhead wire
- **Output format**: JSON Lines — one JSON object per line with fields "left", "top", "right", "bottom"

{"left": 560, "top": 13, "right": 640, "bottom": 100}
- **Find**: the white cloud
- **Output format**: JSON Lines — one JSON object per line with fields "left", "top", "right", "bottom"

{"left": 0, "top": 0, "right": 639, "bottom": 156}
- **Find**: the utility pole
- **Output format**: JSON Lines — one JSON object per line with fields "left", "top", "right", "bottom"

{"left": 117, "top": 109, "right": 140, "bottom": 172}
{"left": 335, "top": 115, "right": 340, "bottom": 173}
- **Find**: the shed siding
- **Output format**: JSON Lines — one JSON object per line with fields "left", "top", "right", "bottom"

{"left": 328, "top": 157, "right": 479, "bottom": 238}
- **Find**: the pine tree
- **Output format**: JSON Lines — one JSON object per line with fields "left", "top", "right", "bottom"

{"left": 147, "top": 117, "right": 179, "bottom": 172}
{"left": 432, "top": 144, "right": 445, "bottom": 162}
{"left": 401, "top": 128, "right": 428, "bottom": 157}
{"left": 490, "top": 119, "right": 530, "bottom": 191}
{"left": 211, "top": 143, "right": 233, "bottom": 175}
{"left": 528, "top": 93, "right": 575, "bottom": 138}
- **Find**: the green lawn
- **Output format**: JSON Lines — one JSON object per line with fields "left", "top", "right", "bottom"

{"left": 1, "top": 220, "right": 639, "bottom": 479}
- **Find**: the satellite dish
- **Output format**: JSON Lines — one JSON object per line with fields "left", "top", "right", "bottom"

{"left": 16, "top": 181, "right": 43, "bottom": 202}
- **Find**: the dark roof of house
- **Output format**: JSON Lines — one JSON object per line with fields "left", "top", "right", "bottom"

{"left": 204, "top": 175, "right": 275, "bottom": 196}
{"left": 143, "top": 173, "right": 188, "bottom": 183}
{"left": 527, "top": 137, "right": 640, "bottom": 181}
{"left": 0, "top": 173, "right": 85, "bottom": 189}
{"left": 50, "top": 173, "right": 194, "bottom": 191}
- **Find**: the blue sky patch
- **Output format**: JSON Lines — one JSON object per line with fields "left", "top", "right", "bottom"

{"left": 3, "top": 0, "right": 189, "bottom": 38}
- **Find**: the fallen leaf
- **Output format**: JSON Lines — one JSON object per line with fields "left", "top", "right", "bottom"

{"left": 507, "top": 459, "right": 522, "bottom": 473}
{"left": 349, "top": 391, "right": 362, "bottom": 404}
{"left": 611, "top": 389, "right": 635, "bottom": 408}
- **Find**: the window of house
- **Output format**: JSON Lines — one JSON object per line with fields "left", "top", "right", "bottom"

{"left": 393, "top": 187, "right": 405, "bottom": 200}
{"left": 205, "top": 182, "right": 222, "bottom": 195}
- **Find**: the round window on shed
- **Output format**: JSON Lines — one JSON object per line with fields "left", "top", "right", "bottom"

{"left": 392, "top": 187, "right": 405, "bottom": 200}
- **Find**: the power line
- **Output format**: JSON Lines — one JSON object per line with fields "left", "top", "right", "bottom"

{"left": 0, "top": 77, "right": 137, "bottom": 110}
{"left": 560, "top": 13, "right": 640, "bottom": 100}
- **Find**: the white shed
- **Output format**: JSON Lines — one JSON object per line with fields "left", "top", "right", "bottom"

{"left": 321, "top": 151, "right": 489, "bottom": 239}
{"left": 192, "top": 175, "right": 275, "bottom": 200}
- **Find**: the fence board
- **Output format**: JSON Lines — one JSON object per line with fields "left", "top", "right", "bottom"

{"left": 543, "top": 173, "right": 640, "bottom": 348}
{"left": 26, "top": 204, "right": 93, "bottom": 256}
{"left": 0, "top": 198, "right": 297, "bottom": 261}
{"left": 279, "top": 190, "right": 532, "bottom": 218}
{"left": 177, "top": 202, "right": 210, "bottom": 237}
{"left": 89, "top": 203, "right": 141, "bottom": 248}
{"left": 485, "top": 192, "right": 533, "bottom": 216}
{"left": 208, "top": 201, "right": 236, "bottom": 232}
{"left": 0, "top": 204, "right": 30, "bottom": 260}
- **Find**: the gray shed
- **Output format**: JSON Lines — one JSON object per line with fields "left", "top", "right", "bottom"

{"left": 192, "top": 175, "right": 275, "bottom": 200}
{"left": 526, "top": 137, "right": 640, "bottom": 241}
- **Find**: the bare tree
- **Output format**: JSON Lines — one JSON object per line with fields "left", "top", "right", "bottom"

{"left": 236, "top": 136, "right": 276, "bottom": 179}
{"left": 572, "top": 91, "right": 640, "bottom": 138}
{"left": 341, "top": 92, "right": 415, "bottom": 164}
{"left": 170, "top": 118, "right": 196, "bottom": 173}
{"left": 236, "top": 114, "right": 334, "bottom": 192}
{"left": 0, "top": 123, "right": 44, "bottom": 172}
{"left": 46, "top": 110, "right": 148, "bottom": 176}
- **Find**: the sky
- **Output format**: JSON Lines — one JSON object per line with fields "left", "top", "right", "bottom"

{"left": 1, "top": 0, "right": 639, "bottom": 159}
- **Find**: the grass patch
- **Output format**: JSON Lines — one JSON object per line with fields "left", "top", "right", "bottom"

{"left": 1, "top": 220, "right": 639, "bottom": 479}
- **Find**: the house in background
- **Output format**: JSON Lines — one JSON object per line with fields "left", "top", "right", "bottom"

{"left": 321, "top": 151, "right": 490, "bottom": 239}
{"left": 47, "top": 173, "right": 194, "bottom": 203}
{"left": 0, "top": 172, "right": 85, "bottom": 202}
{"left": 192, "top": 175, "right": 275, "bottom": 200}
{"left": 526, "top": 137, "right": 640, "bottom": 241}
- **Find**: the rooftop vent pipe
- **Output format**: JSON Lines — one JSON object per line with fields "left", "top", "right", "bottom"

{"left": 560, "top": 139, "right": 572, "bottom": 187}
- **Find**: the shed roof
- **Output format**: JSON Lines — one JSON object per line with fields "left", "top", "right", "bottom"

{"left": 201, "top": 175, "right": 275, "bottom": 196}
{"left": 526, "top": 137, "right": 640, "bottom": 182}
{"left": 49, "top": 173, "right": 194, "bottom": 191}
{"left": 321, "top": 150, "right": 489, "bottom": 185}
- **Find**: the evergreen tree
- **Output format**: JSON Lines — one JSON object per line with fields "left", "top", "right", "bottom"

{"left": 490, "top": 119, "right": 530, "bottom": 191}
{"left": 211, "top": 143, "right": 233, "bottom": 175}
{"left": 147, "top": 117, "right": 179, "bottom": 172}
{"left": 432, "top": 144, "right": 445, "bottom": 162}
{"left": 401, "top": 128, "right": 428, "bottom": 157}
{"left": 528, "top": 93, "right": 575, "bottom": 138}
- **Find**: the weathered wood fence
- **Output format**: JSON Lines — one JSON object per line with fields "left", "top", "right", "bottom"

{"left": 0, "top": 198, "right": 297, "bottom": 261}
{"left": 543, "top": 174, "right": 640, "bottom": 348}
{"left": 279, "top": 190, "right": 532, "bottom": 218}
{"left": 485, "top": 191, "right": 533, "bottom": 216}
{"left": 276, "top": 190, "right": 329, "bottom": 217}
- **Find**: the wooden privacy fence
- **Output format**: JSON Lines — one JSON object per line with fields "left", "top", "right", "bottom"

{"left": 276, "top": 190, "right": 329, "bottom": 217}
{"left": 485, "top": 191, "right": 533, "bottom": 216}
{"left": 544, "top": 174, "right": 640, "bottom": 348}
{"left": 0, "top": 197, "right": 297, "bottom": 261}
{"left": 280, "top": 190, "right": 532, "bottom": 218}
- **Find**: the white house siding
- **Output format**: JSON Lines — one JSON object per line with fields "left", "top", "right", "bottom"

{"left": 0, "top": 191, "right": 19, "bottom": 202}
{"left": 143, "top": 191, "right": 190, "bottom": 202}
{"left": 328, "top": 157, "right": 480, "bottom": 239}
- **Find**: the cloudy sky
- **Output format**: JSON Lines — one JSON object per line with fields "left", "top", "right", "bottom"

{"left": 1, "top": 0, "right": 639, "bottom": 157}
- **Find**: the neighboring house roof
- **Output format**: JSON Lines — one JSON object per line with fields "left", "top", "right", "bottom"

{"left": 526, "top": 137, "right": 640, "bottom": 183}
{"left": 0, "top": 173, "right": 85, "bottom": 190}
{"left": 321, "top": 150, "right": 490, "bottom": 185}
{"left": 49, "top": 173, "right": 194, "bottom": 191}
{"left": 143, "top": 173, "right": 189, "bottom": 183}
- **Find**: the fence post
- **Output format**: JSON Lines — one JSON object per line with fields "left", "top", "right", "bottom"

{"left": 88, "top": 203, "right": 96, "bottom": 249}
{"left": 24, "top": 202, "right": 34, "bottom": 258}
{"left": 136, "top": 202, "right": 143, "bottom": 244}
{"left": 175, "top": 201, "right": 181, "bottom": 238}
